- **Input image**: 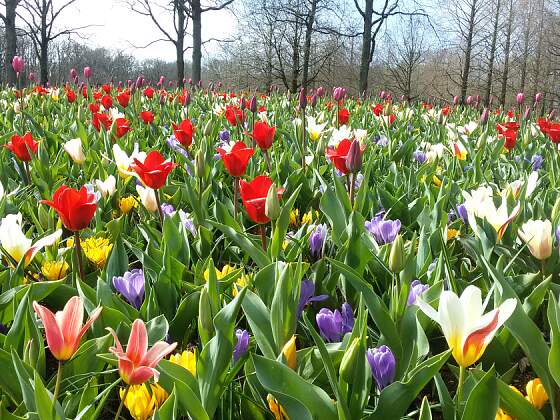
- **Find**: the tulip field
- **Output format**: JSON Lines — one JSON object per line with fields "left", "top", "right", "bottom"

{"left": 1, "top": 73, "right": 560, "bottom": 420}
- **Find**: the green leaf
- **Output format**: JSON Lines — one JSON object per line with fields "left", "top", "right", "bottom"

{"left": 241, "top": 289, "right": 276, "bottom": 359}
{"left": 462, "top": 368, "right": 498, "bottom": 420}
{"left": 419, "top": 396, "right": 432, "bottom": 420}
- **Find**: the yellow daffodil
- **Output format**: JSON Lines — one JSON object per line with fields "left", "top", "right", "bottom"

{"left": 41, "top": 260, "right": 69, "bottom": 281}
{"left": 526, "top": 378, "right": 548, "bottom": 409}
{"left": 495, "top": 408, "right": 512, "bottom": 420}
{"left": 169, "top": 349, "right": 197, "bottom": 376}
{"left": 417, "top": 285, "right": 516, "bottom": 368}
{"left": 120, "top": 383, "right": 167, "bottom": 420}
{"left": 281, "top": 335, "right": 297, "bottom": 370}
{"left": 232, "top": 272, "right": 251, "bottom": 297}
{"left": 82, "top": 237, "right": 113, "bottom": 268}
{"left": 204, "top": 264, "right": 235, "bottom": 281}
{"left": 301, "top": 210, "right": 318, "bottom": 226}
{"left": 289, "top": 209, "right": 299, "bottom": 226}
{"left": 267, "top": 394, "right": 289, "bottom": 420}
{"left": 446, "top": 228, "right": 460, "bottom": 241}
{"left": 119, "top": 196, "right": 138, "bottom": 214}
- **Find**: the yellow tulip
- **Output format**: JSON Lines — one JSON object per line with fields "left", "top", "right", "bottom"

{"left": 120, "top": 384, "right": 167, "bottom": 420}
{"left": 81, "top": 237, "right": 113, "bottom": 268}
{"left": 169, "top": 349, "right": 197, "bottom": 377}
{"left": 526, "top": 378, "right": 548, "bottom": 410}
{"left": 281, "top": 335, "right": 297, "bottom": 370}
{"left": 495, "top": 408, "right": 513, "bottom": 420}
{"left": 267, "top": 394, "right": 289, "bottom": 420}
{"left": 204, "top": 264, "right": 235, "bottom": 282}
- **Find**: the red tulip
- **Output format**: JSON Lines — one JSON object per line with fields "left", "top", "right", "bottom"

{"left": 140, "top": 111, "right": 154, "bottom": 125}
{"left": 538, "top": 118, "right": 560, "bottom": 144}
{"left": 172, "top": 119, "right": 194, "bottom": 147}
{"left": 108, "top": 319, "right": 177, "bottom": 385}
{"left": 239, "top": 175, "right": 284, "bottom": 224}
{"left": 338, "top": 108, "right": 350, "bottom": 125}
{"left": 115, "top": 118, "right": 131, "bottom": 138}
{"left": 102, "top": 84, "right": 111, "bottom": 94}
{"left": 217, "top": 142, "right": 254, "bottom": 177}
{"left": 92, "top": 112, "right": 112, "bottom": 131}
{"left": 89, "top": 102, "right": 100, "bottom": 113}
{"left": 41, "top": 185, "right": 97, "bottom": 231}
{"left": 66, "top": 89, "right": 76, "bottom": 103}
{"left": 326, "top": 139, "right": 366, "bottom": 175}
{"left": 143, "top": 86, "right": 154, "bottom": 99}
{"left": 372, "top": 104, "right": 383, "bottom": 116}
{"left": 225, "top": 105, "right": 244, "bottom": 126}
{"left": 249, "top": 121, "right": 276, "bottom": 150}
{"left": 117, "top": 91, "right": 130, "bottom": 107}
{"left": 131, "top": 150, "right": 176, "bottom": 189}
{"left": 101, "top": 95, "right": 113, "bottom": 109}
{"left": 33, "top": 296, "right": 102, "bottom": 361}
{"left": 6, "top": 132, "right": 38, "bottom": 162}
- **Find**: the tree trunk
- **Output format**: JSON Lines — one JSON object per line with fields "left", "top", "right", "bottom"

{"left": 176, "top": 0, "right": 185, "bottom": 86}
{"left": 4, "top": 0, "right": 18, "bottom": 86}
{"left": 484, "top": 0, "right": 500, "bottom": 106}
{"left": 290, "top": 23, "right": 300, "bottom": 93}
{"left": 519, "top": 8, "right": 531, "bottom": 93}
{"left": 531, "top": 0, "right": 545, "bottom": 102}
{"left": 191, "top": 0, "right": 202, "bottom": 85}
{"left": 301, "top": 0, "right": 317, "bottom": 89}
{"left": 40, "top": 41, "right": 48, "bottom": 85}
{"left": 358, "top": 0, "right": 373, "bottom": 95}
{"left": 500, "top": 0, "right": 514, "bottom": 106}
{"left": 460, "top": 0, "right": 477, "bottom": 103}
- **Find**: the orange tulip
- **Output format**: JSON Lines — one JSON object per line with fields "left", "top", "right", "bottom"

{"left": 108, "top": 319, "right": 177, "bottom": 385}
{"left": 33, "top": 296, "right": 102, "bottom": 361}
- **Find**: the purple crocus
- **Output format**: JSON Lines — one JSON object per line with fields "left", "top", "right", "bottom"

{"left": 309, "top": 224, "right": 327, "bottom": 259}
{"left": 219, "top": 130, "right": 230, "bottom": 142}
{"left": 532, "top": 155, "right": 543, "bottom": 171}
{"left": 365, "top": 217, "right": 401, "bottom": 245}
{"left": 556, "top": 226, "right": 560, "bottom": 244}
{"left": 179, "top": 210, "right": 197, "bottom": 237}
{"left": 367, "top": 345, "right": 396, "bottom": 390}
{"left": 316, "top": 303, "right": 354, "bottom": 342}
{"left": 297, "top": 279, "right": 328, "bottom": 317}
{"left": 113, "top": 269, "right": 145, "bottom": 309}
{"left": 456, "top": 204, "right": 468, "bottom": 224}
{"left": 407, "top": 280, "right": 429, "bottom": 305}
{"left": 413, "top": 150, "right": 426, "bottom": 164}
{"left": 161, "top": 203, "right": 175, "bottom": 218}
{"left": 166, "top": 134, "right": 190, "bottom": 159}
{"left": 233, "top": 329, "right": 250, "bottom": 362}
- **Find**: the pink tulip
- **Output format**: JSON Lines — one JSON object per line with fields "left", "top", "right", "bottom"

{"left": 70, "top": 68, "right": 77, "bottom": 79}
{"left": 33, "top": 296, "right": 102, "bottom": 361}
{"left": 12, "top": 56, "right": 24, "bottom": 75}
{"left": 316, "top": 86, "right": 325, "bottom": 97}
{"left": 333, "top": 86, "right": 346, "bottom": 101}
{"left": 535, "top": 92, "right": 543, "bottom": 103}
{"left": 453, "top": 96, "right": 459, "bottom": 105}
{"left": 28, "top": 72, "right": 35, "bottom": 82}
{"left": 108, "top": 319, "right": 177, "bottom": 385}
{"left": 516, "top": 92, "right": 525, "bottom": 105}
{"left": 83, "top": 66, "right": 92, "bottom": 79}
{"left": 466, "top": 96, "right": 473, "bottom": 105}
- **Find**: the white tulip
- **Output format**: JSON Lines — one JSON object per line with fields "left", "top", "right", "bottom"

{"left": 64, "top": 138, "right": 85, "bottom": 165}
{"left": 518, "top": 219, "right": 553, "bottom": 260}
{"left": 136, "top": 185, "right": 158, "bottom": 212}
{"left": 95, "top": 175, "right": 116, "bottom": 198}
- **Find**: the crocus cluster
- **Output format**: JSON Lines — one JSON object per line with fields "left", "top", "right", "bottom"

{"left": 316, "top": 302, "right": 354, "bottom": 342}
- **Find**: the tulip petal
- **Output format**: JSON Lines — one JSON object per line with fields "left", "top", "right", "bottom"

{"left": 78, "top": 306, "right": 102, "bottom": 340}
{"left": 142, "top": 341, "right": 178, "bottom": 368}
{"left": 107, "top": 327, "right": 125, "bottom": 354}
{"left": 24, "top": 229, "right": 62, "bottom": 265}
{"left": 33, "top": 301, "right": 65, "bottom": 359}
{"left": 128, "top": 366, "right": 160, "bottom": 385}
{"left": 58, "top": 296, "right": 83, "bottom": 346}
{"left": 127, "top": 319, "right": 148, "bottom": 363}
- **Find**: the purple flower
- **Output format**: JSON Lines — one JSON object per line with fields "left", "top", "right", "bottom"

{"left": 354, "top": 173, "right": 364, "bottom": 190}
{"left": 233, "top": 329, "right": 249, "bottom": 362}
{"left": 316, "top": 303, "right": 354, "bottom": 342}
{"left": 556, "top": 226, "right": 560, "bottom": 244}
{"left": 456, "top": 204, "right": 468, "bottom": 224}
{"left": 367, "top": 345, "right": 396, "bottom": 390}
{"left": 413, "top": 150, "right": 426, "bottom": 164}
{"left": 219, "top": 130, "right": 230, "bottom": 142}
{"left": 407, "top": 280, "right": 428, "bottom": 305}
{"left": 166, "top": 134, "right": 190, "bottom": 159}
{"left": 297, "top": 279, "right": 328, "bottom": 317}
{"left": 179, "top": 210, "right": 197, "bottom": 236}
{"left": 532, "top": 155, "right": 543, "bottom": 171}
{"left": 113, "top": 269, "right": 145, "bottom": 309}
{"left": 375, "top": 136, "right": 389, "bottom": 147}
{"left": 365, "top": 218, "right": 401, "bottom": 245}
{"left": 161, "top": 203, "right": 175, "bottom": 218}
{"left": 309, "top": 224, "right": 327, "bottom": 259}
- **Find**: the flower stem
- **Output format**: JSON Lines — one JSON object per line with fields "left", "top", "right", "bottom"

{"left": 154, "top": 188, "right": 164, "bottom": 225}
{"left": 114, "top": 384, "right": 130, "bottom": 420}
{"left": 349, "top": 172, "right": 356, "bottom": 206}
{"left": 23, "top": 161, "right": 31, "bottom": 185}
{"left": 456, "top": 365, "right": 466, "bottom": 414}
{"left": 233, "top": 177, "right": 239, "bottom": 220}
{"left": 74, "top": 232, "right": 85, "bottom": 283}
{"left": 53, "top": 360, "right": 63, "bottom": 402}
{"left": 264, "top": 150, "right": 272, "bottom": 173}
{"left": 301, "top": 108, "right": 306, "bottom": 169}
{"left": 260, "top": 224, "right": 267, "bottom": 251}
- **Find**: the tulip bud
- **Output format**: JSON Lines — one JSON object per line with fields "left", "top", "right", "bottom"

{"left": 188, "top": 78, "right": 193, "bottom": 86}
{"left": 265, "top": 184, "right": 281, "bottom": 220}
{"left": 299, "top": 88, "right": 307, "bottom": 110}
{"left": 135, "top": 76, "right": 143, "bottom": 89}
{"left": 480, "top": 108, "right": 489, "bottom": 125}
{"left": 389, "top": 234, "right": 406, "bottom": 273}
{"left": 159, "top": 94, "right": 165, "bottom": 106}
{"left": 198, "top": 287, "right": 214, "bottom": 345}
{"left": 339, "top": 337, "right": 360, "bottom": 382}
{"left": 316, "top": 86, "right": 325, "bottom": 97}
{"left": 240, "top": 96, "right": 247, "bottom": 110}
{"left": 249, "top": 95, "right": 257, "bottom": 113}
{"left": 281, "top": 335, "right": 297, "bottom": 370}
{"left": 63, "top": 138, "right": 85, "bottom": 165}
{"left": 83, "top": 66, "right": 92, "bottom": 79}
{"left": 70, "top": 68, "right": 77, "bottom": 79}
{"left": 535, "top": 92, "right": 543, "bottom": 103}
{"left": 28, "top": 72, "right": 35, "bottom": 82}
{"left": 516, "top": 92, "right": 525, "bottom": 105}
{"left": 136, "top": 185, "right": 158, "bottom": 212}
{"left": 311, "top": 94, "right": 317, "bottom": 107}
{"left": 453, "top": 95, "right": 459, "bottom": 105}
{"left": 11, "top": 56, "right": 24, "bottom": 75}
{"left": 524, "top": 106, "right": 531, "bottom": 121}
{"left": 195, "top": 150, "right": 205, "bottom": 178}
{"left": 550, "top": 110, "right": 557, "bottom": 120}
{"left": 345, "top": 140, "right": 362, "bottom": 173}
{"left": 185, "top": 91, "right": 191, "bottom": 106}
{"left": 380, "top": 90, "right": 386, "bottom": 100}
{"left": 23, "top": 338, "right": 39, "bottom": 368}
{"left": 466, "top": 95, "right": 473, "bottom": 105}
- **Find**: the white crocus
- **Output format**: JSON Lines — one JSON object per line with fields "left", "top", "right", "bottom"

{"left": 136, "top": 185, "right": 158, "bottom": 212}
{"left": 95, "top": 175, "right": 116, "bottom": 199}
{"left": 63, "top": 138, "right": 85, "bottom": 165}
{"left": 417, "top": 285, "right": 516, "bottom": 367}
{"left": 0, "top": 213, "right": 62, "bottom": 266}
{"left": 518, "top": 219, "right": 553, "bottom": 260}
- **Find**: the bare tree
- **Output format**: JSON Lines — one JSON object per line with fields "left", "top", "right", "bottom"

{"left": 0, "top": 0, "right": 21, "bottom": 85}
{"left": 499, "top": 0, "right": 514, "bottom": 105}
{"left": 483, "top": 0, "right": 500, "bottom": 105}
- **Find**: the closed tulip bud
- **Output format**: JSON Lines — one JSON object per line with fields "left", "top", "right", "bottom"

{"left": 135, "top": 76, "right": 143, "bottom": 89}
{"left": 136, "top": 185, "right": 158, "bottom": 212}
{"left": 389, "top": 234, "right": 406, "bottom": 273}
{"left": 535, "top": 92, "right": 543, "bottom": 103}
{"left": 345, "top": 139, "right": 363, "bottom": 173}
{"left": 240, "top": 97, "right": 247, "bottom": 110}
{"left": 518, "top": 220, "right": 552, "bottom": 261}
{"left": 185, "top": 91, "right": 191, "bottom": 106}
{"left": 516, "top": 92, "right": 525, "bottom": 105}
{"left": 23, "top": 337, "right": 39, "bottom": 368}
{"left": 379, "top": 90, "right": 386, "bottom": 100}
{"left": 466, "top": 95, "right": 473, "bottom": 105}
{"left": 159, "top": 94, "right": 165, "bottom": 106}
{"left": 63, "top": 138, "right": 85, "bottom": 165}
{"left": 316, "top": 86, "right": 325, "bottom": 97}
{"left": 524, "top": 107, "right": 531, "bottom": 121}
{"left": 299, "top": 88, "right": 307, "bottom": 110}
{"left": 281, "top": 335, "right": 297, "bottom": 370}
{"left": 249, "top": 95, "right": 257, "bottom": 113}
{"left": 197, "top": 80, "right": 202, "bottom": 88}
{"left": 70, "top": 68, "right": 77, "bottom": 79}
{"left": 204, "top": 118, "right": 212, "bottom": 137}
{"left": 453, "top": 95, "right": 459, "bottom": 105}
{"left": 28, "top": 72, "right": 35, "bottom": 82}
{"left": 339, "top": 337, "right": 360, "bottom": 382}
{"left": 333, "top": 87, "right": 346, "bottom": 101}
{"left": 311, "top": 94, "right": 317, "bottom": 107}
{"left": 83, "top": 66, "right": 92, "bottom": 79}
{"left": 526, "top": 378, "right": 549, "bottom": 410}
{"left": 198, "top": 287, "right": 214, "bottom": 345}
{"left": 265, "top": 184, "right": 281, "bottom": 221}
{"left": 480, "top": 108, "right": 489, "bottom": 125}
{"left": 188, "top": 78, "right": 193, "bottom": 86}
{"left": 195, "top": 150, "right": 205, "bottom": 178}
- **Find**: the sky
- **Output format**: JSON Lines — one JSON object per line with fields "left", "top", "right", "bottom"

{"left": 57, "top": 0, "right": 237, "bottom": 61}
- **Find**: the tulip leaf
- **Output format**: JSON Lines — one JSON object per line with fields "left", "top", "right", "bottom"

{"left": 548, "top": 292, "right": 560, "bottom": 387}
{"left": 241, "top": 289, "right": 276, "bottom": 359}
{"left": 366, "top": 350, "right": 450, "bottom": 420}
{"left": 419, "top": 396, "right": 432, "bottom": 420}
{"left": 462, "top": 367, "right": 498, "bottom": 420}
{"left": 252, "top": 354, "right": 338, "bottom": 420}
{"left": 271, "top": 184, "right": 301, "bottom": 259}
